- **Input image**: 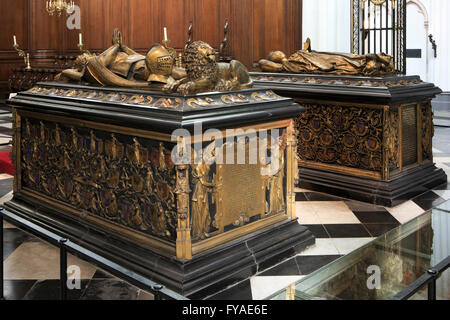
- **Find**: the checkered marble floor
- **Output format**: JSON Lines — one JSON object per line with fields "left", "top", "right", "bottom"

{"left": 0, "top": 107, "right": 12, "bottom": 153}
{"left": 1, "top": 114, "right": 449, "bottom": 300}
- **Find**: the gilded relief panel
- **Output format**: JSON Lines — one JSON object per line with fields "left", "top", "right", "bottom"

{"left": 20, "top": 117, "right": 178, "bottom": 242}
{"left": 295, "top": 104, "right": 383, "bottom": 172}
{"left": 384, "top": 108, "right": 400, "bottom": 171}
{"left": 421, "top": 102, "right": 433, "bottom": 161}
{"left": 188, "top": 129, "right": 288, "bottom": 242}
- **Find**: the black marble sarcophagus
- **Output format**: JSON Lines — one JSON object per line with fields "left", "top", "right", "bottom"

{"left": 251, "top": 73, "right": 447, "bottom": 207}
{"left": 6, "top": 82, "right": 314, "bottom": 298}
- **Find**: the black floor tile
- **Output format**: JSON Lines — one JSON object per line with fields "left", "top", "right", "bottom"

{"left": 352, "top": 210, "right": 400, "bottom": 225}
{"left": 364, "top": 223, "right": 399, "bottom": 237}
{"left": 412, "top": 191, "right": 446, "bottom": 211}
{"left": 295, "top": 193, "right": 308, "bottom": 201}
{"left": 305, "top": 192, "right": 343, "bottom": 201}
{"left": 3, "top": 241, "right": 22, "bottom": 261}
{"left": 0, "top": 127, "right": 12, "bottom": 136}
{"left": 303, "top": 224, "right": 329, "bottom": 238}
{"left": 323, "top": 224, "right": 371, "bottom": 238}
{"left": 3, "top": 228, "right": 36, "bottom": 244}
{"left": 4, "top": 280, "right": 36, "bottom": 300}
{"left": 344, "top": 201, "right": 387, "bottom": 213}
{"left": 207, "top": 279, "right": 253, "bottom": 300}
{"left": 296, "top": 255, "right": 342, "bottom": 275}
{"left": 80, "top": 279, "right": 139, "bottom": 300}
{"left": 23, "top": 279, "right": 90, "bottom": 300}
{"left": 259, "top": 257, "right": 301, "bottom": 276}
{"left": 0, "top": 177, "right": 13, "bottom": 198}
{"left": 92, "top": 269, "right": 115, "bottom": 279}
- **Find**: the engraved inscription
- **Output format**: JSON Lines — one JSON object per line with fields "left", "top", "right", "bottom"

{"left": 219, "top": 164, "right": 265, "bottom": 228}
{"left": 402, "top": 106, "right": 418, "bottom": 167}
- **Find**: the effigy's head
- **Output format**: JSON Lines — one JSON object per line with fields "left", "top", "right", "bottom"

{"left": 145, "top": 44, "right": 175, "bottom": 83}
{"left": 74, "top": 53, "right": 93, "bottom": 70}
{"left": 268, "top": 51, "right": 287, "bottom": 63}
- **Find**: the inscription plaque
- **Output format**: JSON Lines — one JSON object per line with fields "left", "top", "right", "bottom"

{"left": 214, "top": 138, "right": 267, "bottom": 233}
{"left": 402, "top": 106, "right": 418, "bottom": 167}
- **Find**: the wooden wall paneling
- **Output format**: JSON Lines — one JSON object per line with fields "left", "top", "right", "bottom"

{"left": 128, "top": 0, "right": 154, "bottom": 52}
{"left": 0, "top": 0, "right": 29, "bottom": 93}
{"left": 253, "top": 0, "right": 291, "bottom": 66}
{"left": 292, "top": 0, "right": 303, "bottom": 52}
{"left": 64, "top": 0, "right": 129, "bottom": 54}
{"left": 79, "top": 0, "right": 109, "bottom": 51}
{"left": 30, "top": 0, "right": 63, "bottom": 57}
{"left": 193, "top": 0, "right": 222, "bottom": 49}
{"left": 0, "top": 0, "right": 29, "bottom": 52}
{"left": 153, "top": 0, "right": 194, "bottom": 52}
{"left": 229, "top": 0, "right": 254, "bottom": 68}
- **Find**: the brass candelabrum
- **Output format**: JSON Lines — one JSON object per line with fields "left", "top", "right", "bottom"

{"left": 13, "top": 36, "right": 31, "bottom": 71}
{"left": 46, "top": 0, "right": 75, "bottom": 17}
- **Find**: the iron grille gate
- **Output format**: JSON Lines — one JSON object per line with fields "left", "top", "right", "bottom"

{"left": 351, "top": 0, "right": 407, "bottom": 74}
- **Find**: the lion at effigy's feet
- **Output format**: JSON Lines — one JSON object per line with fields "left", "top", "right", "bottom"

{"left": 165, "top": 41, "right": 253, "bottom": 95}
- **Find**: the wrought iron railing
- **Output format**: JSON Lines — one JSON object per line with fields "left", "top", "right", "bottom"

{"left": 391, "top": 256, "right": 450, "bottom": 300}
{"left": 0, "top": 208, "right": 189, "bottom": 301}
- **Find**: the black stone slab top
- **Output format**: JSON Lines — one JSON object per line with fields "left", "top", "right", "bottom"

{"left": 8, "top": 82, "right": 303, "bottom": 133}
{"left": 250, "top": 72, "right": 442, "bottom": 104}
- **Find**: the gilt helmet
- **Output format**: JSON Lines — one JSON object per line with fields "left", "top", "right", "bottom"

{"left": 145, "top": 44, "right": 174, "bottom": 84}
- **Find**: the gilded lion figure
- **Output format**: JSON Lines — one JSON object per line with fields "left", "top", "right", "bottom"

{"left": 166, "top": 41, "right": 253, "bottom": 95}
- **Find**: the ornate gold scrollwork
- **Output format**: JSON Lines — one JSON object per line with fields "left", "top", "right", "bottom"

{"left": 296, "top": 104, "right": 384, "bottom": 172}
{"left": 421, "top": 102, "right": 433, "bottom": 161}
{"left": 383, "top": 109, "right": 400, "bottom": 170}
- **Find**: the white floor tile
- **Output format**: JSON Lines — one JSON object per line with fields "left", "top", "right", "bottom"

{"left": 310, "top": 201, "right": 360, "bottom": 224}
{"left": 4, "top": 241, "right": 97, "bottom": 280}
{"left": 296, "top": 202, "right": 321, "bottom": 224}
{"left": 297, "top": 239, "right": 340, "bottom": 256}
{"left": 3, "top": 219, "right": 15, "bottom": 228}
{"left": 332, "top": 238, "right": 374, "bottom": 255}
{"left": 435, "top": 157, "right": 450, "bottom": 163}
{"left": 295, "top": 187, "right": 312, "bottom": 193}
{"left": 250, "top": 276, "right": 305, "bottom": 300}
{"left": 0, "top": 190, "right": 13, "bottom": 205}
{"left": 433, "top": 190, "right": 450, "bottom": 200}
{"left": 0, "top": 173, "right": 13, "bottom": 180}
{"left": 385, "top": 201, "right": 425, "bottom": 224}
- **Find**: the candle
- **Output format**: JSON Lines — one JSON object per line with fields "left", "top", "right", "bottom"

{"left": 79, "top": 33, "right": 83, "bottom": 45}
{"left": 13, "top": 35, "right": 17, "bottom": 46}
{"left": 164, "top": 27, "right": 168, "bottom": 41}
